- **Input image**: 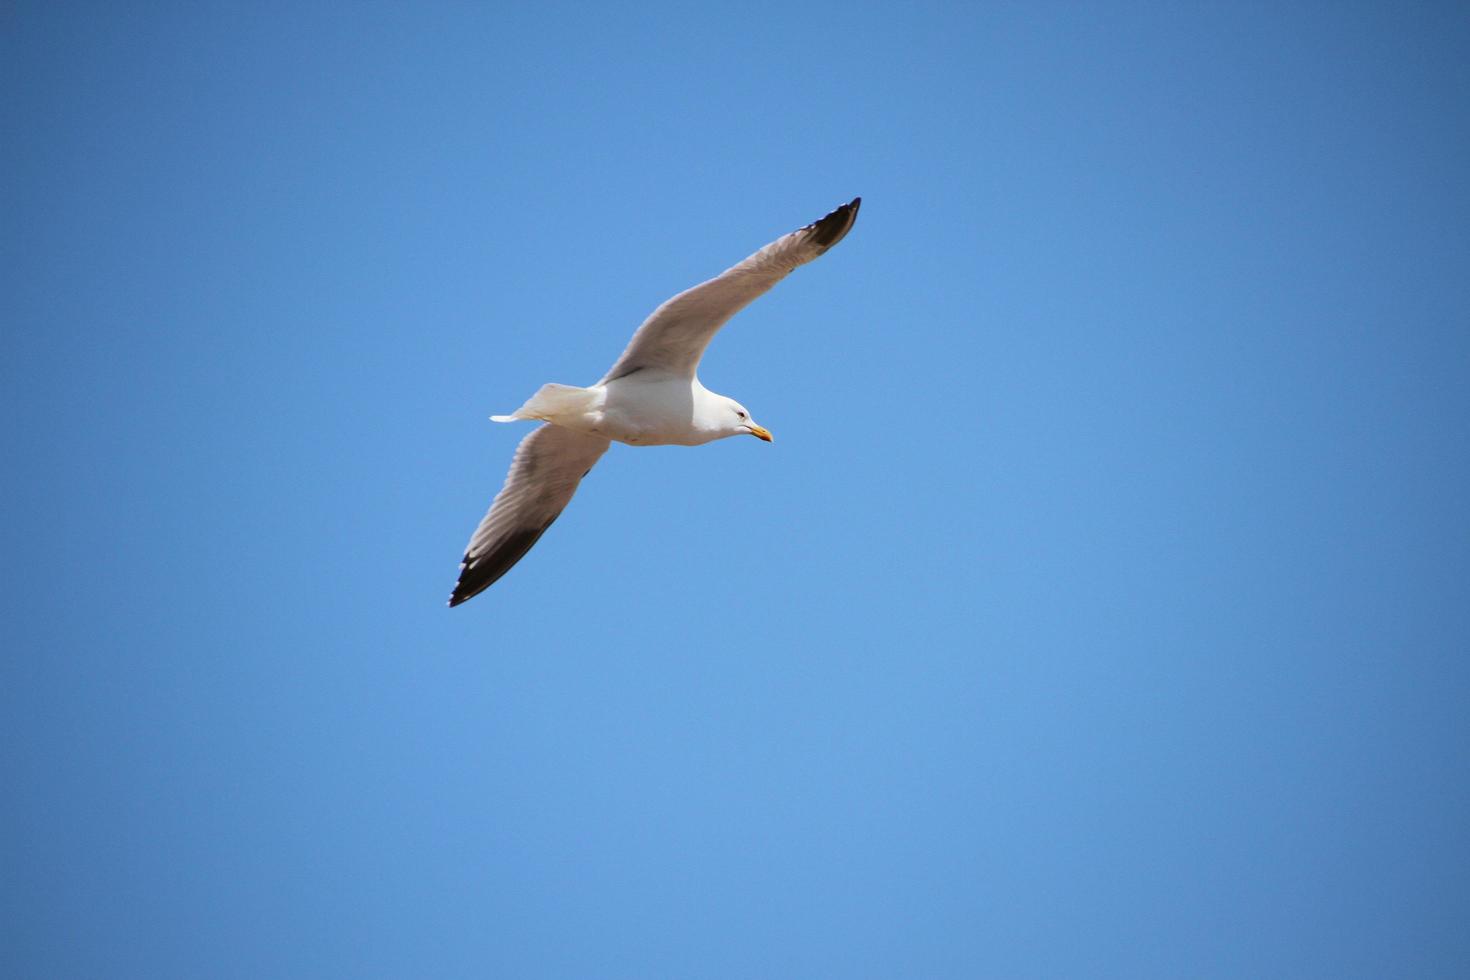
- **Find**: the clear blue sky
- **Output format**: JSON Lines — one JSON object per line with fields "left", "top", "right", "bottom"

{"left": 5, "top": 3, "right": 1469, "bottom": 977}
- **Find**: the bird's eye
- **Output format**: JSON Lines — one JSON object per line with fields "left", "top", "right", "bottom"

{"left": 737, "top": 410, "right": 747, "bottom": 419}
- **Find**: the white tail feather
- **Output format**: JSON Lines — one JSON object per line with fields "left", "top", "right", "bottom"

{"left": 491, "top": 383, "right": 597, "bottom": 424}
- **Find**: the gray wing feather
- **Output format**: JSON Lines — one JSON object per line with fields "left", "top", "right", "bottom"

{"left": 600, "top": 197, "right": 860, "bottom": 382}
{"left": 449, "top": 424, "right": 611, "bottom": 606}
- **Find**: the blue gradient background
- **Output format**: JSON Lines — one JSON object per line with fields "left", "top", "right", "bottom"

{"left": 5, "top": 3, "right": 1469, "bottom": 977}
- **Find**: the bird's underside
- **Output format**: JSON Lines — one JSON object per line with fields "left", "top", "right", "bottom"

{"left": 448, "top": 197, "right": 861, "bottom": 607}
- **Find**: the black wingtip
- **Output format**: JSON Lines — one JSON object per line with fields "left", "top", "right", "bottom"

{"left": 448, "top": 565, "right": 476, "bottom": 607}
{"left": 446, "top": 522, "right": 556, "bottom": 608}
{"left": 808, "top": 197, "right": 861, "bottom": 249}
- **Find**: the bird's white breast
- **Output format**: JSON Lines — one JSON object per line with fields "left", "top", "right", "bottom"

{"left": 594, "top": 374, "right": 724, "bottom": 447}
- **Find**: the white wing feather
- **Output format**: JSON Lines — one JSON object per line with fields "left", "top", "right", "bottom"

{"left": 448, "top": 423, "right": 611, "bottom": 606}
{"left": 600, "top": 198, "right": 860, "bottom": 382}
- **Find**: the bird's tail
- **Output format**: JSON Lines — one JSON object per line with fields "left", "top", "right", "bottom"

{"left": 491, "top": 383, "right": 598, "bottom": 424}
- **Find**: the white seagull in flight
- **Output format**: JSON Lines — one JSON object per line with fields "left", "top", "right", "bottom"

{"left": 449, "top": 197, "right": 862, "bottom": 607}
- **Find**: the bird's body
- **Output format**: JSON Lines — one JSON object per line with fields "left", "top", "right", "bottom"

{"left": 599, "top": 374, "right": 728, "bottom": 447}
{"left": 449, "top": 197, "right": 861, "bottom": 606}
{"left": 495, "top": 374, "right": 753, "bottom": 447}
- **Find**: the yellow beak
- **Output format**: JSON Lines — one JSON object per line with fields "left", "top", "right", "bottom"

{"left": 747, "top": 424, "right": 774, "bottom": 443}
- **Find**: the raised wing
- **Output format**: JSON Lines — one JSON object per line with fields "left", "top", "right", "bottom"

{"left": 449, "top": 423, "right": 611, "bottom": 606}
{"left": 600, "top": 197, "right": 860, "bottom": 382}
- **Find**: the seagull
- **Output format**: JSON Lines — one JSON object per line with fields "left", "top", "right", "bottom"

{"left": 448, "top": 197, "right": 861, "bottom": 607}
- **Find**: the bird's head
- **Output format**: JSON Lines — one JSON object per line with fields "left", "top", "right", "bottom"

{"left": 723, "top": 397, "right": 772, "bottom": 443}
